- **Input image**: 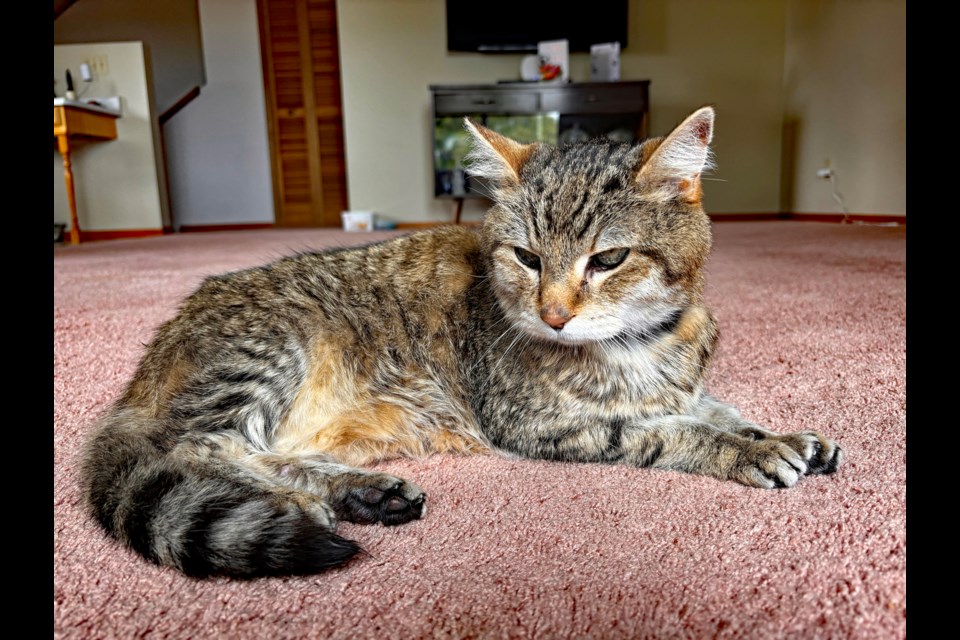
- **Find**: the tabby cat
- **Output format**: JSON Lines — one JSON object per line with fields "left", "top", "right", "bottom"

{"left": 81, "top": 106, "right": 842, "bottom": 578}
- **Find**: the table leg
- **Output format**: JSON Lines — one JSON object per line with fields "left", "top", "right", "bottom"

{"left": 57, "top": 135, "right": 81, "bottom": 245}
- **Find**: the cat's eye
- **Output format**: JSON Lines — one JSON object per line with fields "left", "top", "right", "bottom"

{"left": 589, "top": 248, "right": 630, "bottom": 271}
{"left": 514, "top": 247, "right": 542, "bottom": 270}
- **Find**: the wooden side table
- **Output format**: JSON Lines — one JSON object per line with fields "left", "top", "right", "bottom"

{"left": 53, "top": 103, "right": 120, "bottom": 244}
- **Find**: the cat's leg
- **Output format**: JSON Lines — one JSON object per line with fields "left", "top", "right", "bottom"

{"left": 606, "top": 416, "right": 839, "bottom": 488}
{"left": 693, "top": 394, "right": 843, "bottom": 476}
{"left": 251, "top": 453, "right": 426, "bottom": 526}
{"left": 513, "top": 414, "right": 841, "bottom": 489}
{"left": 180, "top": 432, "right": 425, "bottom": 526}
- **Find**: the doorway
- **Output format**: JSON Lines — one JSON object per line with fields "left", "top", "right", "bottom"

{"left": 257, "top": 0, "right": 348, "bottom": 227}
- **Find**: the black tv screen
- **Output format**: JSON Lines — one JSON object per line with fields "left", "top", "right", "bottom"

{"left": 446, "top": 1, "right": 628, "bottom": 53}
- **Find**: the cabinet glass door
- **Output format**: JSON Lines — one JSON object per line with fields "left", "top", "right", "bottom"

{"left": 434, "top": 113, "right": 559, "bottom": 197}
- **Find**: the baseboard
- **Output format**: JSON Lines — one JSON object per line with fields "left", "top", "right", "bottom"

{"left": 70, "top": 228, "right": 167, "bottom": 242}
{"left": 178, "top": 223, "right": 275, "bottom": 233}
{"left": 394, "top": 222, "right": 446, "bottom": 229}
{"left": 709, "top": 212, "right": 904, "bottom": 225}
{"left": 708, "top": 213, "right": 789, "bottom": 222}
{"left": 788, "top": 213, "right": 906, "bottom": 225}
{"left": 395, "top": 221, "right": 481, "bottom": 229}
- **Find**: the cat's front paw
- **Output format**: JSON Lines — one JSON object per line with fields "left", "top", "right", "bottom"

{"left": 772, "top": 431, "right": 843, "bottom": 476}
{"left": 730, "top": 440, "right": 809, "bottom": 488}
{"left": 332, "top": 473, "right": 426, "bottom": 526}
{"left": 730, "top": 431, "right": 842, "bottom": 488}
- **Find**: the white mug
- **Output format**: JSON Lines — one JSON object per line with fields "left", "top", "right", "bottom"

{"left": 520, "top": 55, "right": 540, "bottom": 82}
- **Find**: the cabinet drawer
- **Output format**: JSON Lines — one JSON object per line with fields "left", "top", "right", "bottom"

{"left": 541, "top": 86, "right": 647, "bottom": 114}
{"left": 435, "top": 92, "right": 540, "bottom": 114}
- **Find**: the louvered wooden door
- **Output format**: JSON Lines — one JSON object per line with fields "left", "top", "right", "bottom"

{"left": 258, "top": 0, "right": 348, "bottom": 227}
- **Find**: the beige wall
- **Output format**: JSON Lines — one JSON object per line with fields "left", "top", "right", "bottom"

{"left": 54, "top": 42, "right": 166, "bottom": 232}
{"left": 55, "top": 0, "right": 205, "bottom": 116}
{"left": 337, "top": 0, "right": 789, "bottom": 222}
{"left": 55, "top": 0, "right": 902, "bottom": 230}
{"left": 163, "top": 0, "right": 275, "bottom": 228}
{"left": 783, "top": 0, "right": 905, "bottom": 215}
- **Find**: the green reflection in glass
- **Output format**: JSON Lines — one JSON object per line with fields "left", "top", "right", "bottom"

{"left": 434, "top": 113, "right": 560, "bottom": 171}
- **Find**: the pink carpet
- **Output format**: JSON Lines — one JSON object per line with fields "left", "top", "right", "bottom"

{"left": 54, "top": 222, "right": 906, "bottom": 638}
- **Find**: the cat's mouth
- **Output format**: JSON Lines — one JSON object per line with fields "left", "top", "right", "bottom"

{"left": 518, "top": 315, "right": 622, "bottom": 345}
{"left": 518, "top": 304, "right": 682, "bottom": 346}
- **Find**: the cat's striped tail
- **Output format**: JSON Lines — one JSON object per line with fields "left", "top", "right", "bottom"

{"left": 80, "top": 408, "right": 360, "bottom": 578}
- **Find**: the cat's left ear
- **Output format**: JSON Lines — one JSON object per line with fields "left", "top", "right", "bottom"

{"left": 463, "top": 119, "right": 537, "bottom": 186}
{"left": 636, "top": 106, "right": 715, "bottom": 203}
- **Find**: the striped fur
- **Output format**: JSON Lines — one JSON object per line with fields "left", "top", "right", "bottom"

{"left": 82, "top": 107, "right": 841, "bottom": 578}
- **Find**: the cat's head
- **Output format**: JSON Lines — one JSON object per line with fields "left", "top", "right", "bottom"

{"left": 465, "top": 106, "right": 716, "bottom": 345}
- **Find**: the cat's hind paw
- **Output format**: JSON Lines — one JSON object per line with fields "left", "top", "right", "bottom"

{"left": 333, "top": 473, "right": 426, "bottom": 526}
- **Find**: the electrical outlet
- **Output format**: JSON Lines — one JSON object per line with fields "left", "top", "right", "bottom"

{"left": 87, "top": 56, "right": 109, "bottom": 77}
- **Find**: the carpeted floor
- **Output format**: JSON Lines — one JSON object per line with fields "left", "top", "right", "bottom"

{"left": 53, "top": 222, "right": 906, "bottom": 639}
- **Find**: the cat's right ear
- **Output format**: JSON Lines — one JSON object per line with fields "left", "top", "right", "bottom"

{"left": 463, "top": 118, "right": 537, "bottom": 186}
{"left": 636, "top": 106, "right": 715, "bottom": 203}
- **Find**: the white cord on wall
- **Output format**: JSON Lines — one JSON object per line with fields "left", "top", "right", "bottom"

{"left": 816, "top": 168, "right": 850, "bottom": 224}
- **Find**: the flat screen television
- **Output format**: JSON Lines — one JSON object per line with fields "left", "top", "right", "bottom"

{"left": 446, "top": 1, "right": 628, "bottom": 53}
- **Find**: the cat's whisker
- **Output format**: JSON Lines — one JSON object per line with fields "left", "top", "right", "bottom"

{"left": 472, "top": 323, "right": 518, "bottom": 373}
{"left": 595, "top": 339, "right": 614, "bottom": 360}
{"left": 485, "top": 314, "right": 514, "bottom": 334}
{"left": 464, "top": 178, "right": 497, "bottom": 201}
{"left": 609, "top": 335, "right": 632, "bottom": 355}
{"left": 489, "top": 329, "right": 527, "bottom": 374}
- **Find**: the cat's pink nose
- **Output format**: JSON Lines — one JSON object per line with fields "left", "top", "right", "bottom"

{"left": 540, "top": 305, "right": 574, "bottom": 330}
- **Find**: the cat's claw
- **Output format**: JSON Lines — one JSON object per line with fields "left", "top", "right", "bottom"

{"left": 732, "top": 440, "right": 806, "bottom": 488}
{"left": 732, "top": 431, "right": 842, "bottom": 489}
{"left": 335, "top": 474, "right": 426, "bottom": 526}
{"left": 772, "top": 431, "right": 843, "bottom": 476}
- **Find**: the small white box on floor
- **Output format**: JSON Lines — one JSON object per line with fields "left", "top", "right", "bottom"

{"left": 341, "top": 211, "right": 375, "bottom": 232}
